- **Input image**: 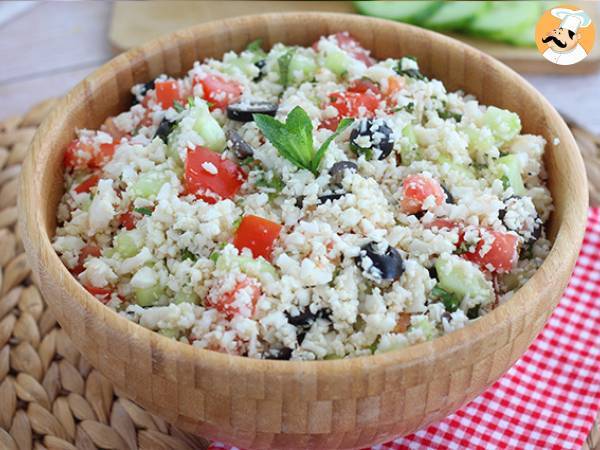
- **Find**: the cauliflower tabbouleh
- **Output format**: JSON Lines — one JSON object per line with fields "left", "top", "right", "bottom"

{"left": 53, "top": 33, "right": 552, "bottom": 360}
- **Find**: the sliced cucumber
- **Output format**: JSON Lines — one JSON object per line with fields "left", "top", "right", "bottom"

{"left": 496, "top": 154, "right": 525, "bottom": 195}
{"left": 224, "top": 56, "right": 260, "bottom": 79}
{"left": 424, "top": 1, "right": 489, "bottom": 30}
{"left": 114, "top": 231, "right": 141, "bottom": 258}
{"left": 173, "top": 290, "right": 199, "bottom": 305}
{"left": 468, "top": 1, "right": 539, "bottom": 37}
{"left": 399, "top": 124, "right": 421, "bottom": 165}
{"left": 353, "top": 1, "right": 442, "bottom": 24}
{"left": 135, "top": 285, "right": 164, "bottom": 307}
{"left": 289, "top": 53, "right": 317, "bottom": 83}
{"left": 437, "top": 153, "right": 476, "bottom": 181}
{"left": 216, "top": 254, "right": 278, "bottom": 279}
{"left": 435, "top": 254, "right": 493, "bottom": 302}
{"left": 481, "top": 106, "right": 521, "bottom": 145}
{"left": 132, "top": 171, "right": 169, "bottom": 198}
{"left": 324, "top": 48, "right": 352, "bottom": 76}
{"left": 191, "top": 101, "right": 226, "bottom": 152}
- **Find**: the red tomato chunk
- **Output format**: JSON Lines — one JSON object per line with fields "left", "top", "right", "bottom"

{"left": 185, "top": 146, "right": 246, "bottom": 204}
{"left": 194, "top": 74, "right": 243, "bottom": 110}
{"left": 464, "top": 230, "right": 519, "bottom": 273}
{"left": 233, "top": 215, "right": 282, "bottom": 261}
{"left": 155, "top": 80, "right": 180, "bottom": 109}
{"left": 312, "top": 32, "right": 375, "bottom": 67}
{"left": 84, "top": 284, "right": 112, "bottom": 303}
{"left": 320, "top": 91, "right": 380, "bottom": 130}
{"left": 72, "top": 244, "right": 101, "bottom": 275}
{"left": 206, "top": 278, "right": 261, "bottom": 319}
{"left": 74, "top": 174, "right": 100, "bottom": 194}
{"left": 401, "top": 174, "right": 446, "bottom": 214}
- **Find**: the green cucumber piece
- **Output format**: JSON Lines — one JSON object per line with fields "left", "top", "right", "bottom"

{"left": 224, "top": 56, "right": 260, "bottom": 79}
{"left": 437, "top": 152, "right": 476, "bottom": 180}
{"left": 324, "top": 48, "right": 352, "bottom": 76}
{"left": 135, "top": 285, "right": 164, "bottom": 307}
{"left": 216, "top": 254, "right": 278, "bottom": 278}
{"left": 114, "top": 232, "right": 141, "bottom": 258}
{"left": 468, "top": 1, "right": 539, "bottom": 36}
{"left": 435, "top": 254, "right": 493, "bottom": 302}
{"left": 132, "top": 171, "right": 169, "bottom": 198}
{"left": 423, "top": 1, "right": 489, "bottom": 30}
{"left": 289, "top": 53, "right": 317, "bottom": 83}
{"left": 173, "top": 290, "right": 199, "bottom": 305}
{"left": 191, "top": 101, "right": 226, "bottom": 152}
{"left": 353, "top": 1, "right": 442, "bottom": 24}
{"left": 481, "top": 106, "right": 521, "bottom": 144}
{"left": 496, "top": 154, "right": 525, "bottom": 195}
{"left": 399, "top": 124, "right": 421, "bottom": 165}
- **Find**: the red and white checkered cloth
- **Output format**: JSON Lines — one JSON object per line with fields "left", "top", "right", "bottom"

{"left": 211, "top": 208, "right": 600, "bottom": 450}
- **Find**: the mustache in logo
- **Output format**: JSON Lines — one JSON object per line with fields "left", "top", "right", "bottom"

{"left": 542, "top": 35, "right": 567, "bottom": 48}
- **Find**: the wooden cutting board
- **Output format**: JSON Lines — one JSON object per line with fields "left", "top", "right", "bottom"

{"left": 109, "top": 1, "right": 600, "bottom": 74}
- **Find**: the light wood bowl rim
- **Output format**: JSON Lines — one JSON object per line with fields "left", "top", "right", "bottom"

{"left": 19, "top": 12, "right": 588, "bottom": 374}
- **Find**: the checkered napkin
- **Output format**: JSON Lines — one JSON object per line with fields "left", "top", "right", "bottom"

{"left": 210, "top": 208, "right": 600, "bottom": 450}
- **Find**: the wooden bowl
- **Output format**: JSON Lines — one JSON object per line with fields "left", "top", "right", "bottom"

{"left": 19, "top": 13, "right": 588, "bottom": 450}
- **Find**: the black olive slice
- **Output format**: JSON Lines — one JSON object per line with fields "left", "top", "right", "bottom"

{"left": 350, "top": 119, "right": 395, "bottom": 160}
{"left": 317, "top": 193, "right": 345, "bottom": 204}
{"left": 154, "top": 117, "right": 176, "bottom": 143}
{"left": 226, "top": 130, "right": 254, "bottom": 159}
{"left": 329, "top": 161, "right": 358, "bottom": 185}
{"left": 227, "top": 101, "right": 278, "bottom": 122}
{"left": 355, "top": 242, "right": 405, "bottom": 282}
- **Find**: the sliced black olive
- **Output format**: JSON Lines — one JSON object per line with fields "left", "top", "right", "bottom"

{"left": 355, "top": 242, "right": 405, "bottom": 282}
{"left": 294, "top": 196, "right": 305, "bottom": 209}
{"left": 317, "top": 193, "right": 345, "bottom": 205}
{"left": 466, "top": 305, "right": 480, "bottom": 319}
{"left": 285, "top": 307, "right": 332, "bottom": 327}
{"left": 499, "top": 195, "right": 542, "bottom": 245}
{"left": 132, "top": 79, "right": 156, "bottom": 106}
{"left": 442, "top": 185, "right": 454, "bottom": 204}
{"left": 350, "top": 119, "right": 395, "bottom": 160}
{"left": 441, "top": 311, "right": 453, "bottom": 323}
{"left": 329, "top": 161, "right": 358, "bottom": 185}
{"left": 428, "top": 265, "right": 438, "bottom": 280}
{"left": 227, "top": 101, "right": 278, "bottom": 123}
{"left": 154, "top": 117, "right": 176, "bottom": 143}
{"left": 253, "top": 60, "right": 266, "bottom": 81}
{"left": 265, "top": 347, "right": 293, "bottom": 360}
{"left": 226, "top": 130, "right": 254, "bottom": 159}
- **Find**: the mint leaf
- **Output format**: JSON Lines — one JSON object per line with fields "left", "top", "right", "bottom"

{"left": 278, "top": 48, "right": 296, "bottom": 89}
{"left": 254, "top": 106, "right": 349, "bottom": 176}
{"left": 181, "top": 248, "right": 197, "bottom": 262}
{"left": 246, "top": 38, "right": 263, "bottom": 53}
{"left": 311, "top": 118, "right": 354, "bottom": 173}
{"left": 134, "top": 207, "right": 153, "bottom": 216}
{"left": 431, "top": 285, "right": 461, "bottom": 312}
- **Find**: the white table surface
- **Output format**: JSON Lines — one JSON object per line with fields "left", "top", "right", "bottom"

{"left": 1, "top": 1, "right": 599, "bottom": 133}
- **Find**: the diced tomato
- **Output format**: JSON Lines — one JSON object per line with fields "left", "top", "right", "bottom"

{"left": 347, "top": 78, "right": 381, "bottom": 96}
{"left": 84, "top": 284, "right": 112, "bottom": 303}
{"left": 206, "top": 277, "right": 261, "bottom": 319}
{"left": 118, "top": 211, "right": 137, "bottom": 230}
{"left": 74, "top": 174, "right": 100, "bottom": 194}
{"left": 71, "top": 244, "right": 102, "bottom": 275}
{"left": 385, "top": 76, "right": 404, "bottom": 98}
{"left": 184, "top": 146, "right": 246, "bottom": 204}
{"left": 401, "top": 174, "right": 446, "bottom": 214}
{"left": 463, "top": 230, "right": 519, "bottom": 273}
{"left": 312, "top": 32, "right": 375, "bottom": 66}
{"left": 102, "top": 117, "right": 129, "bottom": 142}
{"left": 91, "top": 143, "right": 116, "bottom": 168}
{"left": 193, "top": 74, "right": 243, "bottom": 110}
{"left": 64, "top": 139, "right": 95, "bottom": 169}
{"left": 155, "top": 80, "right": 180, "bottom": 109}
{"left": 426, "top": 219, "right": 465, "bottom": 248}
{"left": 233, "top": 215, "right": 282, "bottom": 261}
{"left": 320, "top": 91, "right": 380, "bottom": 130}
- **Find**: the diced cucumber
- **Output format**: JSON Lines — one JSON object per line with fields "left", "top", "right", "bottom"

{"left": 132, "top": 171, "right": 169, "bottom": 198}
{"left": 353, "top": 1, "right": 442, "bottom": 24}
{"left": 399, "top": 124, "right": 421, "bottom": 165}
{"left": 437, "top": 152, "right": 476, "bottom": 180}
{"left": 216, "top": 254, "right": 278, "bottom": 279}
{"left": 496, "top": 154, "right": 525, "bottom": 195}
{"left": 423, "top": 1, "right": 489, "bottom": 30}
{"left": 481, "top": 106, "right": 521, "bottom": 144}
{"left": 191, "top": 101, "right": 226, "bottom": 152}
{"left": 173, "top": 290, "right": 199, "bottom": 305}
{"left": 435, "top": 254, "right": 493, "bottom": 302}
{"left": 289, "top": 53, "right": 317, "bottom": 83}
{"left": 324, "top": 48, "right": 352, "bottom": 76}
{"left": 135, "top": 285, "right": 164, "bottom": 307}
{"left": 114, "top": 231, "right": 141, "bottom": 258}
{"left": 410, "top": 316, "right": 436, "bottom": 339}
{"left": 463, "top": 123, "right": 495, "bottom": 160}
{"left": 468, "top": 1, "right": 539, "bottom": 37}
{"left": 224, "top": 56, "right": 260, "bottom": 79}
{"left": 158, "top": 328, "right": 179, "bottom": 338}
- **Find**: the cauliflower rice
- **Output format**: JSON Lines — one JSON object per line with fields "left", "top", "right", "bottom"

{"left": 53, "top": 33, "right": 553, "bottom": 360}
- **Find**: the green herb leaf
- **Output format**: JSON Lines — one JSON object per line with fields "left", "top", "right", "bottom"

{"left": 232, "top": 216, "right": 243, "bottom": 230}
{"left": 254, "top": 106, "right": 352, "bottom": 176}
{"left": 437, "top": 109, "right": 462, "bottom": 122}
{"left": 369, "top": 335, "right": 381, "bottom": 354}
{"left": 209, "top": 251, "right": 221, "bottom": 263}
{"left": 431, "top": 285, "right": 461, "bottom": 312}
{"left": 466, "top": 305, "right": 480, "bottom": 319}
{"left": 393, "top": 102, "right": 415, "bottom": 114}
{"left": 173, "top": 101, "right": 185, "bottom": 113}
{"left": 500, "top": 175, "right": 511, "bottom": 190}
{"left": 246, "top": 38, "right": 263, "bottom": 53}
{"left": 187, "top": 96, "right": 196, "bottom": 108}
{"left": 395, "top": 59, "right": 427, "bottom": 81}
{"left": 134, "top": 207, "right": 153, "bottom": 216}
{"left": 277, "top": 47, "right": 296, "bottom": 89}
{"left": 181, "top": 248, "right": 197, "bottom": 262}
{"left": 311, "top": 118, "right": 354, "bottom": 173}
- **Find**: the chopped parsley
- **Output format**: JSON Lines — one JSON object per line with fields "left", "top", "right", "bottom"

{"left": 500, "top": 175, "right": 511, "bottom": 190}
{"left": 134, "top": 207, "right": 153, "bottom": 216}
{"left": 277, "top": 47, "right": 296, "bottom": 89}
{"left": 437, "top": 109, "right": 462, "bottom": 122}
{"left": 173, "top": 101, "right": 185, "bottom": 113}
{"left": 255, "top": 173, "right": 284, "bottom": 200}
{"left": 431, "top": 285, "right": 461, "bottom": 312}
{"left": 395, "top": 60, "right": 427, "bottom": 81}
{"left": 393, "top": 102, "right": 415, "bottom": 114}
{"left": 181, "top": 248, "right": 197, "bottom": 262}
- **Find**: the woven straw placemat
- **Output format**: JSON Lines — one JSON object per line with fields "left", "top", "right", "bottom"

{"left": 0, "top": 99, "right": 598, "bottom": 450}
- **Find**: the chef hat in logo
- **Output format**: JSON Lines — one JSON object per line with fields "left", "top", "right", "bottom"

{"left": 551, "top": 8, "right": 592, "bottom": 33}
